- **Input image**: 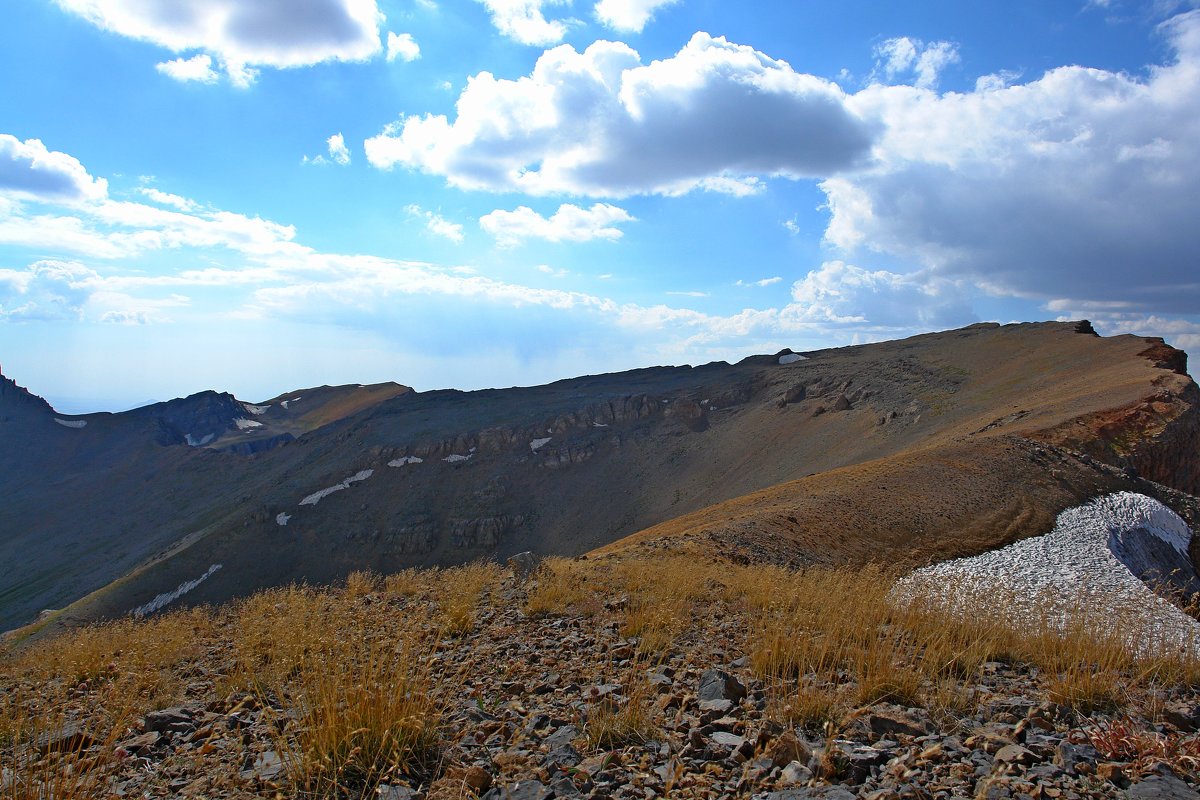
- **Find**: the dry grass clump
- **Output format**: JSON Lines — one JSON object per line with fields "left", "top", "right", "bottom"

{"left": 271, "top": 635, "right": 440, "bottom": 798}
{"left": 226, "top": 584, "right": 338, "bottom": 695}
{"left": 435, "top": 561, "right": 502, "bottom": 636}
{"left": 730, "top": 565, "right": 1200, "bottom": 726}
{"left": 583, "top": 662, "right": 657, "bottom": 750}
{"left": 525, "top": 557, "right": 596, "bottom": 617}
{"left": 1087, "top": 715, "right": 1200, "bottom": 778}
{"left": 384, "top": 568, "right": 429, "bottom": 598}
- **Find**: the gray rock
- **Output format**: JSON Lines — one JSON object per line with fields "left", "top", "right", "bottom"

{"left": 543, "top": 724, "right": 578, "bottom": 749}
{"left": 779, "top": 760, "right": 813, "bottom": 786}
{"left": 1053, "top": 741, "right": 1099, "bottom": 775}
{"left": 482, "top": 780, "right": 553, "bottom": 800}
{"left": 766, "top": 788, "right": 857, "bottom": 800}
{"left": 376, "top": 786, "right": 419, "bottom": 800}
{"left": 711, "top": 731, "right": 745, "bottom": 749}
{"left": 1126, "top": 774, "right": 1200, "bottom": 799}
{"left": 698, "top": 669, "right": 747, "bottom": 703}
{"left": 507, "top": 551, "right": 541, "bottom": 581}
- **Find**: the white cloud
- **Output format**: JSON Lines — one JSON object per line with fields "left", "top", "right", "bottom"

{"left": 666, "top": 290, "right": 708, "bottom": 297}
{"left": 327, "top": 133, "right": 351, "bottom": 165}
{"left": 825, "top": 10, "right": 1200, "bottom": 313}
{"left": 736, "top": 276, "right": 782, "bottom": 287}
{"left": 405, "top": 204, "right": 464, "bottom": 242}
{"left": 594, "top": 0, "right": 677, "bottom": 32}
{"left": 782, "top": 218, "right": 800, "bottom": 235}
{"left": 480, "top": 203, "right": 634, "bottom": 247}
{"left": 387, "top": 32, "right": 420, "bottom": 62}
{"left": 56, "top": 0, "right": 384, "bottom": 86}
{"left": 787, "top": 261, "right": 972, "bottom": 328}
{"left": 0, "top": 260, "right": 97, "bottom": 321}
{"left": 139, "top": 187, "right": 199, "bottom": 211}
{"left": 873, "top": 37, "right": 960, "bottom": 89}
{"left": 365, "top": 33, "right": 873, "bottom": 197}
{"left": 303, "top": 133, "right": 352, "bottom": 166}
{"left": 474, "top": 0, "right": 569, "bottom": 45}
{"left": 0, "top": 135, "right": 108, "bottom": 203}
{"left": 155, "top": 53, "right": 220, "bottom": 83}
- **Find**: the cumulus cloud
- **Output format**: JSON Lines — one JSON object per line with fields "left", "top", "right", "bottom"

{"left": 0, "top": 135, "right": 108, "bottom": 203}
{"left": 474, "top": 0, "right": 569, "bottom": 45}
{"left": 0, "top": 260, "right": 97, "bottom": 321}
{"left": 594, "top": 0, "right": 678, "bottom": 32}
{"left": 327, "top": 133, "right": 351, "bottom": 165}
{"left": 787, "top": 261, "right": 973, "bottom": 329}
{"left": 56, "top": 0, "right": 384, "bottom": 86}
{"left": 873, "top": 37, "right": 960, "bottom": 89}
{"left": 386, "top": 32, "right": 420, "bottom": 62}
{"left": 405, "top": 205, "right": 464, "bottom": 242}
{"left": 826, "top": 10, "right": 1200, "bottom": 313}
{"left": 480, "top": 203, "right": 634, "bottom": 246}
{"left": 156, "top": 53, "right": 220, "bottom": 83}
{"left": 139, "top": 187, "right": 200, "bottom": 211}
{"left": 365, "top": 33, "right": 873, "bottom": 197}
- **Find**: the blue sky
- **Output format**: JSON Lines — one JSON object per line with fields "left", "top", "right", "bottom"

{"left": 2, "top": 0, "right": 1199, "bottom": 411}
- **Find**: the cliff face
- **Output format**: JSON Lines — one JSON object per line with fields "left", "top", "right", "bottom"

{"left": 1030, "top": 340, "right": 1200, "bottom": 497}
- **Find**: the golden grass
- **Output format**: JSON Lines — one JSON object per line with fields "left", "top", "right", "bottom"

{"left": 271, "top": 636, "right": 440, "bottom": 798}
{"left": 525, "top": 556, "right": 596, "bottom": 617}
{"left": 435, "top": 561, "right": 502, "bottom": 636}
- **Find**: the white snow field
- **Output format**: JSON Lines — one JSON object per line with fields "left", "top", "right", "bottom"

{"left": 276, "top": 512, "right": 291, "bottom": 527}
{"left": 53, "top": 418, "right": 86, "bottom": 428}
{"left": 778, "top": 353, "right": 808, "bottom": 365}
{"left": 234, "top": 418, "right": 263, "bottom": 430}
{"left": 388, "top": 456, "right": 424, "bottom": 467}
{"left": 895, "top": 492, "right": 1200, "bottom": 656}
{"left": 299, "top": 469, "right": 374, "bottom": 506}
{"left": 530, "top": 437, "right": 552, "bottom": 452}
{"left": 185, "top": 432, "right": 215, "bottom": 446}
{"left": 243, "top": 404, "right": 270, "bottom": 415}
{"left": 132, "top": 564, "right": 222, "bottom": 618}
{"left": 444, "top": 453, "right": 472, "bottom": 463}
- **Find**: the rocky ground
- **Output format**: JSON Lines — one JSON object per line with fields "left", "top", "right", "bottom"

{"left": 10, "top": 560, "right": 1200, "bottom": 800}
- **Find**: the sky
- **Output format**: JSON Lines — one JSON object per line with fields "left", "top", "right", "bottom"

{"left": 1, "top": 0, "right": 1199, "bottom": 412}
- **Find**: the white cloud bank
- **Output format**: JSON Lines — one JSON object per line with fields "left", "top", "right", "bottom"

{"left": 369, "top": 12, "right": 1200, "bottom": 315}
{"left": 365, "top": 33, "right": 873, "bottom": 197}
{"left": 406, "top": 205, "right": 464, "bottom": 242}
{"left": 56, "top": 0, "right": 384, "bottom": 86}
{"left": 480, "top": 203, "right": 634, "bottom": 246}
{"left": 155, "top": 53, "right": 220, "bottom": 84}
{"left": 0, "top": 135, "right": 108, "bottom": 203}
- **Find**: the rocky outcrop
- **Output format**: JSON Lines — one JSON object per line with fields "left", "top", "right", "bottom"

{"left": 0, "top": 370, "right": 54, "bottom": 422}
{"left": 448, "top": 515, "right": 526, "bottom": 548}
{"left": 220, "top": 432, "right": 294, "bottom": 456}
{"left": 133, "top": 391, "right": 247, "bottom": 447}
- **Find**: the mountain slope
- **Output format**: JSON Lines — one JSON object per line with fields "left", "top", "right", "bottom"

{"left": 4, "top": 320, "right": 1198, "bottom": 632}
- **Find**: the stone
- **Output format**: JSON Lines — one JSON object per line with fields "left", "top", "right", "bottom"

{"left": 482, "top": 780, "right": 553, "bottom": 800}
{"left": 1126, "top": 774, "right": 1200, "bottom": 799}
{"left": 1053, "top": 741, "right": 1098, "bottom": 775}
{"left": 710, "top": 731, "right": 745, "bottom": 749}
{"left": 144, "top": 706, "right": 194, "bottom": 733}
{"left": 994, "top": 744, "right": 1037, "bottom": 765}
{"left": 543, "top": 724, "right": 578, "bottom": 749}
{"left": 766, "top": 788, "right": 857, "bottom": 800}
{"left": 868, "top": 710, "right": 928, "bottom": 739}
{"left": 377, "top": 786, "right": 419, "bottom": 800}
{"left": 698, "top": 669, "right": 747, "bottom": 703}
{"left": 767, "top": 730, "right": 813, "bottom": 768}
{"left": 35, "top": 721, "right": 94, "bottom": 754}
{"left": 464, "top": 765, "right": 492, "bottom": 793}
{"left": 507, "top": 551, "right": 541, "bottom": 581}
{"left": 779, "top": 760, "right": 813, "bottom": 786}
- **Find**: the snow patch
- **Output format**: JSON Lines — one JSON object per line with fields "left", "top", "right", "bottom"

{"left": 243, "top": 403, "right": 270, "bottom": 415}
{"left": 530, "top": 437, "right": 552, "bottom": 452}
{"left": 592, "top": 422, "right": 608, "bottom": 428}
{"left": 388, "top": 456, "right": 424, "bottom": 467}
{"left": 132, "top": 564, "right": 222, "bottom": 618}
{"left": 234, "top": 417, "right": 263, "bottom": 430}
{"left": 894, "top": 492, "right": 1200, "bottom": 655}
{"left": 53, "top": 418, "right": 86, "bottom": 429}
{"left": 299, "top": 469, "right": 374, "bottom": 506}
{"left": 443, "top": 453, "right": 472, "bottom": 463}
{"left": 778, "top": 353, "right": 807, "bottom": 365}
{"left": 185, "top": 432, "right": 215, "bottom": 447}
{"left": 281, "top": 396, "right": 302, "bottom": 409}
{"left": 276, "top": 512, "right": 291, "bottom": 526}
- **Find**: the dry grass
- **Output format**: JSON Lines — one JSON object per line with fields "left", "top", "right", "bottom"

{"left": 525, "top": 557, "right": 597, "bottom": 617}
{"left": 0, "top": 609, "right": 211, "bottom": 800}
{"left": 435, "top": 561, "right": 502, "bottom": 636}
{"left": 271, "top": 635, "right": 440, "bottom": 798}
{"left": 583, "top": 663, "right": 656, "bottom": 751}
